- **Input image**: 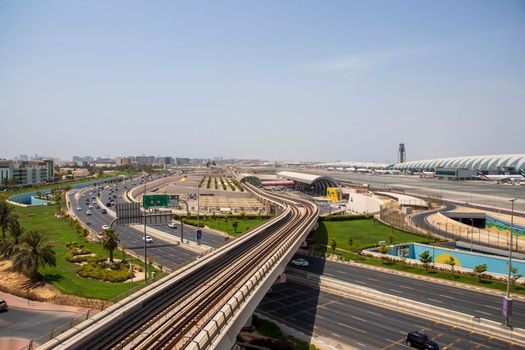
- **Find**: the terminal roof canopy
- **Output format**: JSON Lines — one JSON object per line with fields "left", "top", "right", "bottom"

{"left": 277, "top": 171, "right": 338, "bottom": 187}
{"left": 393, "top": 154, "right": 525, "bottom": 172}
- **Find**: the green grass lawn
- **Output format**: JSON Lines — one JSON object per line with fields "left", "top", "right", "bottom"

{"left": 313, "top": 218, "right": 431, "bottom": 252}
{"left": 329, "top": 250, "right": 525, "bottom": 295}
{"left": 310, "top": 218, "right": 525, "bottom": 296}
{"left": 11, "top": 204, "right": 154, "bottom": 300}
{"left": 185, "top": 217, "right": 272, "bottom": 237}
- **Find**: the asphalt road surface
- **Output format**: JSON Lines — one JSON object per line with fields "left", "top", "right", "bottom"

{"left": 300, "top": 170, "right": 525, "bottom": 211}
{"left": 68, "top": 189, "right": 198, "bottom": 270}
{"left": 0, "top": 308, "right": 77, "bottom": 341}
{"left": 291, "top": 255, "right": 525, "bottom": 329}
{"left": 258, "top": 281, "right": 522, "bottom": 349}
{"left": 100, "top": 179, "right": 228, "bottom": 247}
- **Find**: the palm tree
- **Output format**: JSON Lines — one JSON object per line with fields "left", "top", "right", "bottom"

{"left": 0, "top": 220, "right": 24, "bottom": 257}
{"left": 102, "top": 228, "right": 120, "bottom": 263}
{"left": 0, "top": 200, "right": 17, "bottom": 240}
{"left": 12, "top": 231, "right": 56, "bottom": 281}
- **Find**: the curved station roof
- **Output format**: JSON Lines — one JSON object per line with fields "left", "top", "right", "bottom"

{"left": 393, "top": 154, "right": 525, "bottom": 171}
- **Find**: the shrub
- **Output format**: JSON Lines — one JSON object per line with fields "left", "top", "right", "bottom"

{"left": 318, "top": 214, "right": 372, "bottom": 221}
{"left": 77, "top": 263, "right": 134, "bottom": 282}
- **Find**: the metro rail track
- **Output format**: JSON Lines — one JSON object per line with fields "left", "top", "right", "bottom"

{"left": 41, "top": 185, "right": 318, "bottom": 350}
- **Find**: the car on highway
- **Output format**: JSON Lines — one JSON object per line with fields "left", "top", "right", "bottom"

{"left": 101, "top": 224, "right": 109, "bottom": 230}
{"left": 167, "top": 223, "right": 177, "bottom": 229}
{"left": 143, "top": 235, "right": 153, "bottom": 243}
{"left": 88, "top": 205, "right": 93, "bottom": 209}
{"left": 76, "top": 207, "right": 81, "bottom": 211}
{"left": 0, "top": 299, "right": 8, "bottom": 311}
{"left": 86, "top": 210, "right": 92, "bottom": 215}
{"left": 101, "top": 209, "right": 107, "bottom": 214}
{"left": 406, "top": 331, "right": 439, "bottom": 349}
{"left": 290, "top": 258, "right": 309, "bottom": 267}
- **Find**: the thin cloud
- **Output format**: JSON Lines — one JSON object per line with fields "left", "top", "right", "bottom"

{"left": 303, "top": 48, "right": 426, "bottom": 71}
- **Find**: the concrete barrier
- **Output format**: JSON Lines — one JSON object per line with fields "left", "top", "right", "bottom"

{"left": 287, "top": 270, "right": 525, "bottom": 345}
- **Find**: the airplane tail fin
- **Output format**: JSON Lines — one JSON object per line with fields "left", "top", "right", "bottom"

{"left": 477, "top": 169, "right": 490, "bottom": 180}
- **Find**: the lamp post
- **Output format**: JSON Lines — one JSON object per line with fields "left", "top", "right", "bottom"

{"left": 504, "top": 198, "right": 517, "bottom": 327}
{"left": 143, "top": 180, "right": 148, "bottom": 282}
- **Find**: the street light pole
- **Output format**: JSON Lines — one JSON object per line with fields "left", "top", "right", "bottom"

{"left": 143, "top": 180, "right": 147, "bottom": 282}
{"left": 505, "top": 198, "right": 517, "bottom": 327}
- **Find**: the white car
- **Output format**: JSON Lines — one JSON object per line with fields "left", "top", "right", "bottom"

{"left": 86, "top": 210, "right": 92, "bottom": 215}
{"left": 290, "top": 258, "right": 309, "bottom": 267}
{"left": 101, "top": 224, "right": 109, "bottom": 230}
{"left": 76, "top": 207, "right": 82, "bottom": 211}
{"left": 143, "top": 235, "right": 153, "bottom": 243}
{"left": 167, "top": 223, "right": 177, "bottom": 229}
{"left": 88, "top": 205, "right": 93, "bottom": 209}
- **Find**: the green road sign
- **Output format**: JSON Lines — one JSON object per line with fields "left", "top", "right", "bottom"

{"left": 143, "top": 194, "right": 169, "bottom": 208}
{"left": 169, "top": 195, "right": 179, "bottom": 207}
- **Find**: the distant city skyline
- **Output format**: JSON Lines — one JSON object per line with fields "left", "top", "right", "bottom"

{"left": 1, "top": 1, "right": 524, "bottom": 162}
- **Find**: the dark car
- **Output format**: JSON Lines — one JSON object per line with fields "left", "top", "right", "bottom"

{"left": 0, "top": 299, "right": 7, "bottom": 311}
{"left": 406, "top": 331, "right": 439, "bottom": 349}
{"left": 101, "top": 209, "right": 107, "bottom": 214}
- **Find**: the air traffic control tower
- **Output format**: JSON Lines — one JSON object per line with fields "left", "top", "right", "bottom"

{"left": 398, "top": 142, "right": 406, "bottom": 163}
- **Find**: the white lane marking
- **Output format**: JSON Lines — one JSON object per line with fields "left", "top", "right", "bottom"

{"left": 469, "top": 340, "right": 490, "bottom": 348}
{"left": 332, "top": 333, "right": 342, "bottom": 338}
{"left": 356, "top": 342, "right": 367, "bottom": 348}
{"left": 427, "top": 298, "right": 442, "bottom": 303}
{"left": 438, "top": 294, "right": 454, "bottom": 299}
{"left": 399, "top": 285, "right": 413, "bottom": 290}
{"left": 474, "top": 309, "right": 492, "bottom": 316}
{"left": 351, "top": 315, "right": 368, "bottom": 323}
{"left": 354, "top": 280, "right": 367, "bottom": 285}
{"left": 484, "top": 305, "right": 499, "bottom": 310}
{"left": 389, "top": 289, "right": 404, "bottom": 294}
{"left": 366, "top": 277, "right": 378, "bottom": 281}
{"left": 325, "top": 272, "right": 335, "bottom": 277}
{"left": 337, "top": 322, "right": 367, "bottom": 334}
{"left": 316, "top": 314, "right": 326, "bottom": 320}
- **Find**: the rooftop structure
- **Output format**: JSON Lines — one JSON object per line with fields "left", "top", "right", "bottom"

{"left": 393, "top": 154, "right": 525, "bottom": 172}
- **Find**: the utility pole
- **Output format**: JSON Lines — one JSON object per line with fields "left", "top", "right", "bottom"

{"left": 505, "top": 198, "right": 517, "bottom": 327}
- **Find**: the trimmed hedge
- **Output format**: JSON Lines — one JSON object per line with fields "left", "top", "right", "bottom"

{"left": 319, "top": 214, "right": 372, "bottom": 221}
{"left": 77, "top": 263, "right": 134, "bottom": 283}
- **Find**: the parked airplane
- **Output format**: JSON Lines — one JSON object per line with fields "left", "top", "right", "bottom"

{"left": 356, "top": 168, "right": 372, "bottom": 173}
{"left": 476, "top": 169, "right": 525, "bottom": 182}
{"left": 418, "top": 170, "right": 436, "bottom": 178}
{"left": 372, "top": 169, "right": 402, "bottom": 175}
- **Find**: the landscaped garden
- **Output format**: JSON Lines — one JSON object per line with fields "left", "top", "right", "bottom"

{"left": 309, "top": 215, "right": 525, "bottom": 295}
{"left": 183, "top": 214, "right": 273, "bottom": 237}
{"left": 1, "top": 199, "right": 160, "bottom": 301}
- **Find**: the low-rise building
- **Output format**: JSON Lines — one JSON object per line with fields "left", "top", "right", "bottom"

{"left": 0, "top": 159, "right": 55, "bottom": 186}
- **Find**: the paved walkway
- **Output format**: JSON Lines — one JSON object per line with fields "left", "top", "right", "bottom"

{"left": 0, "top": 291, "right": 91, "bottom": 314}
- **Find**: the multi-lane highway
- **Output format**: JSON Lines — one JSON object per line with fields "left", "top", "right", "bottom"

{"left": 292, "top": 254, "right": 525, "bottom": 329}
{"left": 258, "top": 281, "right": 521, "bottom": 349}
{"left": 40, "top": 184, "right": 320, "bottom": 350}
{"left": 101, "top": 177, "right": 229, "bottom": 247}
{"left": 68, "top": 181, "right": 197, "bottom": 269}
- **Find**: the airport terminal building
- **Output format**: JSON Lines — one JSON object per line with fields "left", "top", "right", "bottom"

{"left": 393, "top": 154, "right": 525, "bottom": 173}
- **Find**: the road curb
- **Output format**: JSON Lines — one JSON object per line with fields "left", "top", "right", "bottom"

{"left": 299, "top": 249, "right": 525, "bottom": 302}
{"left": 287, "top": 271, "right": 525, "bottom": 346}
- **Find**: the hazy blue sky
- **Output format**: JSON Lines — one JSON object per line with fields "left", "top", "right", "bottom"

{"left": 1, "top": 1, "right": 524, "bottom": 162}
